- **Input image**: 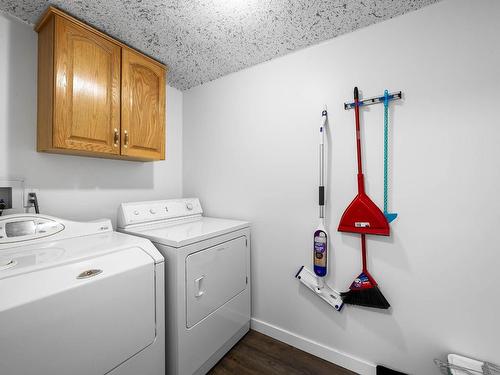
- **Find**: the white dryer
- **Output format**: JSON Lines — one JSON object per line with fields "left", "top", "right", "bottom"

{"left": 117, "top": 198, "right": 251, "bottom": 375}
{"left": 0, "top": 214, "right": 165, "bottom": 375}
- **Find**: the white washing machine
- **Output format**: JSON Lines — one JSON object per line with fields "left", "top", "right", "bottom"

{"left": 117, "top": 198, "right": 251, "bottom": 375}
{"left": 0, "top": 214, "right": 165, "bottom": 375}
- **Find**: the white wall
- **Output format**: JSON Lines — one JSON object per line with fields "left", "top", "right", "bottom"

{"left": 0, "top": 12, "right": 183, "bottom": 225}
{"left": 183, "top": 0, "right": 500, "bottom": 373}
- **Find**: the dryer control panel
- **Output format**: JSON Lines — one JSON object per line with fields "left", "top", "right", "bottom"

{"left": 117, "top": 198, "right": 203, "bottom": 227}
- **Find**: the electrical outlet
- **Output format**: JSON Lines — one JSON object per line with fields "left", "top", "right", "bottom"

{"left": 0, "top": 178, "right": 24, "bottom": 213}
{"left": 24, "top": 188, "right": 40, "bottom": 208}
{"left": 0, "top": 187, "right": 13, "bottom": 209}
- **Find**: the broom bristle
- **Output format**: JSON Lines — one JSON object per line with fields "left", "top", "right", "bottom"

{"left": 341, "top": 286, "right": 390, "bottom": 309}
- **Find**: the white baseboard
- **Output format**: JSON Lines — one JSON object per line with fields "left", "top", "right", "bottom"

{"left": 250, "top": 318, "right": 376, "bottom": 375}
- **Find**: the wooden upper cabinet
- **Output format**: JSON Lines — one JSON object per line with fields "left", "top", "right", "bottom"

{"left": 121, "top": 49, "right": 166, "bottom": 160}
{"left": 54, "top": 17, "right": 121, "bottom": 154}
{"left": 36, "top": 7, "right": 167, "bottom": 161}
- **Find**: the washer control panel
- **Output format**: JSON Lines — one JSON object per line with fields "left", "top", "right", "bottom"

{"left": 117, "top": 198, "right": 203, "bottom": 227}
{"left": 0, "top": 214, "right": 112, "bottom": 249}
{"left": 0, "top": 216, "right": 64, "bottom": 244}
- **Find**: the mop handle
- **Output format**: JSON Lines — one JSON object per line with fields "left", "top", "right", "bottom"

{"left": 319, "top": 109, "right": 327, "bottom": 219}
{"left": 354, "top": 87, "right": 365, "bottom": 194}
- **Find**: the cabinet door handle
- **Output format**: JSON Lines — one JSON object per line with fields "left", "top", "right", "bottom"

{"left": 113, "top": 128, "right": 119, "bottom": 147}
{"left": 124, "top": 130, "right": 129, "bottom": 148}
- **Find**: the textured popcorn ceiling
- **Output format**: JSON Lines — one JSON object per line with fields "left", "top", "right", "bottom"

{"left": 1, "top": 0, "right": 438, "bottom": 90}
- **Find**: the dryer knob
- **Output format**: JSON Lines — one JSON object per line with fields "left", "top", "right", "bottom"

{"left": 133, "top": 210, "right": 139, "bottom": 216}
{"left": 186, "top": 203, "right": 194, "bottom": 211}
{"left": 150, "top": 209, "right": 156, "bottom": 214}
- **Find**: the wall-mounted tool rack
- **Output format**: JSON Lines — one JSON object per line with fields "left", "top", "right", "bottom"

{"left": 344, "top": 91, "right": 402, "bottom": 110}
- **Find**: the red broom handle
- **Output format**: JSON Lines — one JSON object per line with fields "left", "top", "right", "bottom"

{"left": 361, "top": 234, "right": 367, "bottom": 272}
{"left": 361, "top": 234, "right": 378, "bottom": 285}
{"left": 354, "top": 87, "right": 365, "bottom": 194}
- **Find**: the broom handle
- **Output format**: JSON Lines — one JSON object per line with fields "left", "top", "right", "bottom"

{"left": 361, "top": 234, "right": 368, "bottom": 272}
{"left": 361, "top": 234, "right": 378, "bottom": 285}
{"left": 354, "top": 87, "right": 365, "bottom": 194}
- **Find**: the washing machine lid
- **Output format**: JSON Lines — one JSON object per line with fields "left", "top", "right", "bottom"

{"left": 121, "top": 216, "right": 249, "bottom": 248}
{"left": 0, "top": 230, "right": 163, "bottom": 280}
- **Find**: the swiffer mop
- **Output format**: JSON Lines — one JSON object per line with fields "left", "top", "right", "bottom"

{"left": 338, "top": 87, "right": 389, "bottom": 236}
{"left": 296, "top": 108, "right": 344, "bottom": 312}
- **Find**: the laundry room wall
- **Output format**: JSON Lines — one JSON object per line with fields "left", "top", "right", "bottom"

{"left": 183, "top": 0, "right": 500, "bottom": 373}
{"left": 0, "top": 11, "right": 183, "bottom": 225}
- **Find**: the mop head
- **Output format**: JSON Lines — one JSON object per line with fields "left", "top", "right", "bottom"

{"left": 341, "top": 272, "right": 390, "bottom": 309}
{"left": 295, "top": 266, "right": 344, "bottom": 311}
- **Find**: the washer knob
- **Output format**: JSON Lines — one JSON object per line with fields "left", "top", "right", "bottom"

{"left": 186, "top": 202, "right": 194, "bottom": 210}
{"left": 133, "top": 210, "right": 139, "bottom": 216}
{"left": 150, "top": 209, "right": 156, "bottom": 214}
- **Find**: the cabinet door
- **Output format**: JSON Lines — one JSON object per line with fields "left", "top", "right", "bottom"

{"left": 121, "top": 49, "right": 166, "bottom": 160}
{"left": 53, "top": 17, "right": 121, "bottom": 154}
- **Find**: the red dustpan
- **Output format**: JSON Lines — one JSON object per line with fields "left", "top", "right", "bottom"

{"left": 338, "top": 87, "right": 389, "bottom": 236}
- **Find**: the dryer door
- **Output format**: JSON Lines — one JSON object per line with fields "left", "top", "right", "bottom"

{"left": 0, "top": 247, "right": 156, "bottom": 375}
{"left": 186, "top": 236, "right": 248, "bottom": 328}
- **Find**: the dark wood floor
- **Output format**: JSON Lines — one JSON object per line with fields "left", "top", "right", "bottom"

{"left": 208, "top": 330, "right": 357, "bottom": 375}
